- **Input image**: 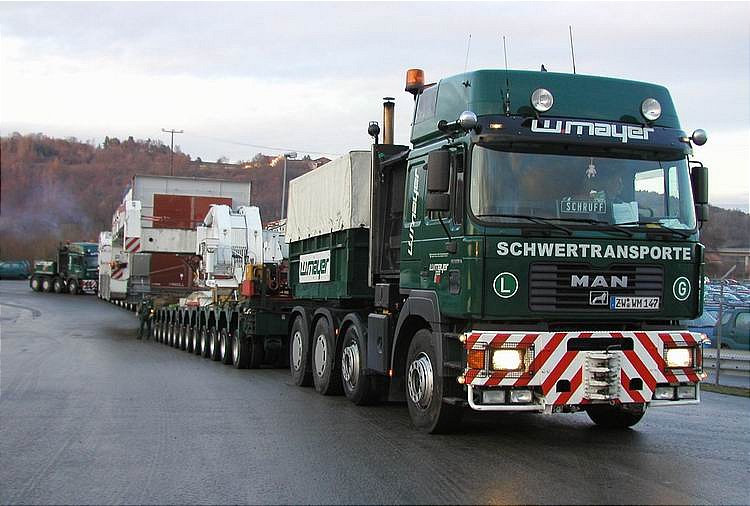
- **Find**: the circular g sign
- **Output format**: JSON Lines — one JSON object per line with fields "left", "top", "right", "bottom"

{"left": 673, "top": 277, "right": 691, "bottom": 301}
{"left": 493, "top": 272, "right": 518, "bottom": 299}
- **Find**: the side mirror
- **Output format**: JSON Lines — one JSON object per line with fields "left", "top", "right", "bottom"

{"left": 426, "top": 150, "right": 451, "bottom": 212}
{"left": 691, "top": 165, "right": 709, "bottom": 223}
{"left": 695, "top": 203, "right": 709, "bottom": 223}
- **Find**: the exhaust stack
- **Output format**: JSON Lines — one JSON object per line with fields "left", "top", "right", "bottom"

{"left": 382, "top": 97, "right": 395, "bottom": 145}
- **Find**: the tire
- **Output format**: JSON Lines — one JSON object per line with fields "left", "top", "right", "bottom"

{"left": 68, "top": 279, "right": 79, "bottom": 294}
{"left": 219, "top": 328, "right": 233, "bottom": 365}
{"left": 53, "top": 278, "right": 64, "bottom": 294}
{"left": 179, "top": 325, "right": 187, "bottom": 350}
{"left": 201, "top": 327, "right": 211, "bottom": 358}
{"left": 290, "top": 316, "right": 313, "bottom": 386}
{"left": 209, "top": 327, "right": 221, "bottom": 361}
{"left": 185, "top": 326, "right": 194, "bottom": 353}
{"left": 341, "top": 325, "right": 379, "bottom": 405}
{"left": 41, "top": 277, "right": 52, "bottom": 292}
{"left": 30, "top": 276, "right": 41, "bottom": 292}
{"left": 169, "top": 324, "right": 176, "bottom": 347}
{"left": 194, "top": 326, "right": 203, "bottom": 355}
{"left": 585, "top": 404, "right": 646, "bottom": 429}
{"left": 405, "top": 329, "right": 464, "bottom": 434}
{"left": 233, "top": 332, "right": 250, "bottom": 369}
{"left": 311, "top": 317, "right": 343, "bottom": 396}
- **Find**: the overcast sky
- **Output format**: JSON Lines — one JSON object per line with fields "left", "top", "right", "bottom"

{"left": 1, "top": 1, "right": 748, "bottom": 210}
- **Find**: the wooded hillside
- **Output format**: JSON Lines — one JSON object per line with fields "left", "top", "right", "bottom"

{"left": 0, "top": 133, "right": 317, "bottom": 260}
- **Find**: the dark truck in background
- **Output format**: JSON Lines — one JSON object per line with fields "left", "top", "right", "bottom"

{"left": 30, "top": 242, "right": 99, "bottom": 294}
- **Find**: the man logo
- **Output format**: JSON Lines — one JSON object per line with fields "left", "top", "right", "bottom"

{"left": 571, "top": 275, "right": 628, "bottom": 288}
{"left": 589, "top": 291, "right": 609, "bottom": 306}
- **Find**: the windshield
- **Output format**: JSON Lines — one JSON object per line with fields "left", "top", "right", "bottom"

{"left": 470, "top": 146, "right": 696, "bottom": 229}
{"left": 85, "top": 256, "right": 98, "bottom": 269}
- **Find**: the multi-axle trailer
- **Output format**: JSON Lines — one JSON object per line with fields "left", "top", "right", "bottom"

{"left": 137, "top": 67, "right": 711, "bottom": 433}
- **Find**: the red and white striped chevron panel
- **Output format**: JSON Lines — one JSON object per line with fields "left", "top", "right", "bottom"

{"left": 124, "top": 237, "right": 141, "bottom": 253}
{"left": 463, "top": 330, "right": 706, "bottom": 406}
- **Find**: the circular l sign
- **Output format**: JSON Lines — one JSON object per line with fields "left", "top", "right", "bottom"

{"left": 673, "top": 277, "right": 691, "bottom": 301}
{"left": 493, "top": 272, "right": 518, "bottom": 299}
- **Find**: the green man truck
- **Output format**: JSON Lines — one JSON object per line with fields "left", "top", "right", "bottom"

{"left": 149, "top": 67, "right": 710, "bottom": 433}
{"left": 30, "top": 242, "right": 99, "bottom": 294}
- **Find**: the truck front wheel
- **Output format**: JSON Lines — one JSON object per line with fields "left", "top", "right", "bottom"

{"left": 30, "top": 276, "right": 41, "bottom": 291}
{"left": 53, "top": 278, "right": 64, "bottom": 293}
{"left": 312, "top": 318, "right": 343, "bottom": 396}
{"left": 341, "top": 325, "right": 379, "bottom": 405}
{"left": 585, "top": 404, "right": 646, "bottom": 429}
{"left": 67, "top": 279, "right": 79, "bottom": 294}
{"left": 290, "top": 316, "right": 313, "bottom": 387}
{"left": 405, "top": 329, "right": 464, "bottom": 434}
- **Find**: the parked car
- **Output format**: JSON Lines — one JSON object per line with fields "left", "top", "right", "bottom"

{"left": 714, "top": 306, "right": 750, "bottom": 350}
{"left": 0, "top": 260, "right": 31, "bottom": 279}
{"left": 681, "top": 310, "right": 717, "bottom": 346}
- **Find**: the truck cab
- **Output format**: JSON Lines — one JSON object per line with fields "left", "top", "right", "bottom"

{"left": 370, "top": 69, "right": 709, "bottom": 431}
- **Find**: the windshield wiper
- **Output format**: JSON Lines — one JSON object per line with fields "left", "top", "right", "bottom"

{"left": 617, "top": 220, "right": 692, "bottom": 238}
{"left": 477, "top": 214, "right": 573, "bottom": 236}
{"left": 547, "top": 217, "right": 635, "bottom": 238}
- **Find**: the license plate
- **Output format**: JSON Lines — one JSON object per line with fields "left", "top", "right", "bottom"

{"left": 610, "top": 296, "right": 660, "bottom": 310}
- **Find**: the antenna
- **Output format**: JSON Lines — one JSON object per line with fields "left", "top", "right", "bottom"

{"left": 502, "top": 35, "right": 511, "bottom": 115}
{"left": 569, "top": 25, "right": 577, "bottom": 74}
{"left": 464, "top": 34, "right": 472, "bottom": 73}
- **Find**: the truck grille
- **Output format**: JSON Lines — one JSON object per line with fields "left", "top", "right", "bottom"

{"left": 529, "top": 263, "right": 663, "bottom": 312}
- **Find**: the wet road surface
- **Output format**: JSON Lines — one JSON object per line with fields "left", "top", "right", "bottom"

{"left": 1, "top": 280, "right": 749, "bottom": 504}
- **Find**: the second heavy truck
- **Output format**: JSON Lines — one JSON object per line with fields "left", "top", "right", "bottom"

{"left": 150, "top": 67, "right": 711, "bottom": 433}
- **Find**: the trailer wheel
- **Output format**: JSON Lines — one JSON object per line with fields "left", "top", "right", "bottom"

{"left": 290, "top": 316, "right": 313, "bottom": 386}
{"left": 405, "top": 329, "right": 463, "bottom": 434}
{"left": 185, "top": 326, "right": 194, "bottom": 352}
{"left": 194, "top": 326, "right": 202, "bottom": 355}
{"left": 68, "top": 279, "right": 79, "bottom": 295}
{"left": 219, "top": 329, "right": 233, "bottom": 365}
{"left": 232, "top": 332, "right": 250, "bottom": 369}
{"left": 312, "top": 318, "right": 343, "bottom": 396}
{"left": 341, "top": 325, "right": 379, "bottom": 405}
{"left": 53, "top": 278, "right": 64, "bottom": 294}
{"left": 41, "top": 277, "right": 52, "bottom": 292}
{"left": 199, "top": 327, "right": 208, "bottom": 357}
{"left": 585, "top": 404, "right": 646, "bottom": 429}
{"left": 209, "top": 327, "right": 221, "bottom": 361}
{"left": 30, "top": 276, "right": 41, "bottom": 291}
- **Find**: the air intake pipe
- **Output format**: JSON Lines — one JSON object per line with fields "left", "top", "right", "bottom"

{"left": 382, "top": 97, "right": 394, "bottom": 145}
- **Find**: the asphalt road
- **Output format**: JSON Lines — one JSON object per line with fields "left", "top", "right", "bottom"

{"left": 1, "top": 280, "right": 749, "bottom": 505}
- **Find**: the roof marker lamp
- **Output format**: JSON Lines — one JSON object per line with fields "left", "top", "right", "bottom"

{"left": 641, "top": 98, "right": 662, "bottom": 122}
{"left": 531, "top": 88, "right": 554, "bottom": 112}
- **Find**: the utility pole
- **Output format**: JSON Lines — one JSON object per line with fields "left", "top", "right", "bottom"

{"left": 280, "top": 152, "right": 297, "bottom": 220}
{"left": 162, "top": 128, "right": 183, "bottom": 176}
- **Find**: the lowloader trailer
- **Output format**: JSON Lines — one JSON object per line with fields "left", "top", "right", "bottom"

{"left": 151, "top": 68, "right": 711, "bottom": 433}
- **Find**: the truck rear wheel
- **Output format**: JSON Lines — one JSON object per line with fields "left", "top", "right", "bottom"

{"left": 30, "top": 276, "right": 41, "bottom": 291}
{"left": 53, "top": 278, "right": 64, "bottom": 294}
{"left": 405, "top": 329, "right": 463, "bottom": 434}
{"left": 585, "top": 404, "right": 647, "bottom": 429}
{"left": 341, "top": 325, "right": 379, "bottom": 405}
{"left": 209, "top": 327, "right": 221, "bottom": 361}
{"left": 312, "top": 317, "right": 343, "bottom": 396}
{"left": 219, "top": 329, "right": 233, "bottom": 364}
{"left": 290, "top": 316, "right": 313, "bottom": 386}
{"left": 41, "top": 277, "right": 52, "bottom": 292}
{"left": 68, "top": 279, "right": 79, "bottom": 294}
{"left": 232, "top": 333, "right": 250, "bottom": 369}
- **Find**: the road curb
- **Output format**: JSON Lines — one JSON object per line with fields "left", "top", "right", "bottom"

{"left": 702, "top": 383, "right": 750, "bottom": 398}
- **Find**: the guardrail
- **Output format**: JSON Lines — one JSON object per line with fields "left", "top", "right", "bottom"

{"left": 703, "top": 349, "right": 750, "bottom": 378}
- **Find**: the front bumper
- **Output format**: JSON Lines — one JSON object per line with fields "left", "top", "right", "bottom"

{"left": 459, "top": 330, "right": 708, "bottom": 413}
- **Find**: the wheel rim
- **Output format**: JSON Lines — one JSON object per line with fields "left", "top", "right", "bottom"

{"left": 193, "top": 329, "right": 199, "bottom": 349}
{"left": 292, "top": 331, "right": 303, "bottom": 371}
{"left": 233, "top": 335, "right": 239, "bottom": 362}
{"left": 407, "top": 352, "right": 434, "bottom": 410}
{"left": 314, "top": 334, "right": 327, "bottom": 377}
{"left": 342, "top": 340, "right": 360, "bottom": 389}
{"left": 210, "top": 330, "right": 215, "bottom": 355}
{"left": 201, "top": 330, "right": 206, "bottom": 352}
{"left": 220, "top": 332, "right": 226, "bottom": 358}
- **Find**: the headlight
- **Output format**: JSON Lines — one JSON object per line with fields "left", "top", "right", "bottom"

{"left": 641, "top": 98, "right": 662, "bottom": 121}
{"left": 666, "top": 347, "right": 692, "bottom": 368}
{"left": 491, "top": 349, "right": 523, "bottom": 371}
{"left": 531, "top": 88, "right": 554, "bottom": 112}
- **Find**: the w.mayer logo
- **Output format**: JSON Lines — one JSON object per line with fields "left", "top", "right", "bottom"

{"left": 530, "top": 119, "right": 655, "bottom": 144}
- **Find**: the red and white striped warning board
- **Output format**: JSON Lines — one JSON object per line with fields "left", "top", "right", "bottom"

{"left": 124, "top": 237, "right": 141, "bottom": 253}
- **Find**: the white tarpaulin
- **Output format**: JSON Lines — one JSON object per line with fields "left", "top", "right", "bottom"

{"left": 285, "top": 151, "right": 371, "bottom": 243}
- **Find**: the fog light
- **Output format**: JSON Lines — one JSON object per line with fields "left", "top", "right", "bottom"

{"left": 654, "top": 386, "right": 675, "bottom": 400}
{"left": 676, "top": 385, "right": 696, "bottom": 399}
{"left": 666, "top": 348, "right": 692, "bottom": 368}
{"left": 510, "top": 389, "right": 533, "bottom": 403}
{"left": 492, "top": 349, "right": 523, "bottom": 371}
{"left": 482, "top": 390, "right": 506, "bottom": 404}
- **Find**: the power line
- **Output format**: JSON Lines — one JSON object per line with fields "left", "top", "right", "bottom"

{"left": 183, "top": 132, "right": 341, "bottom": 157}
{"left": 161, "top": 128, "right": 183, "bottom": 176}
